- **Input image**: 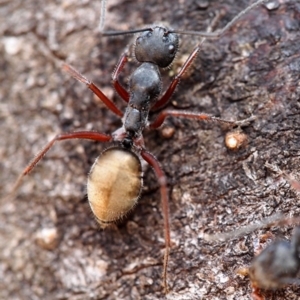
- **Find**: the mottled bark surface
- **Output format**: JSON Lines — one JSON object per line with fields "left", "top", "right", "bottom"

{"left": 1, "top": 0, "right": 300, "bottom": 299}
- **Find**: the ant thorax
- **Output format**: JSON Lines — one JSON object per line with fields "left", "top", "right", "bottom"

{"left": 124, "top": 63, "right": 162, "bottom": 137}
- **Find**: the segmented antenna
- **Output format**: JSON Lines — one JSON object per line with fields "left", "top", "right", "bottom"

{"left": 99, "top": 0, "right": 107, "bottom": 32}
{"left": 100, "top": 0, "right": 268, "bottom": 38}
{"left": 170, "top": 0, "right": 268, "bottom": 38}
{"left": 204, "top": 214, "right": 300, "bottom": 242}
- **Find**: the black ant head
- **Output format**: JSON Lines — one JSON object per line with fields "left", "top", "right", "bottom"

{"left": 249, "top": 237, "right": 300, "bottom": 290}
{"left": 135, "top": 26, "right": 179, "bottom": 68}
{"left": 291, "top": 227, "right": 300, "bottom": 257}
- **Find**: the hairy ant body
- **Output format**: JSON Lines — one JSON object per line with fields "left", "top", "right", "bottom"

{"left": 249, "top": 227, "right": 300, "bottom": 300}
{"left": 205, "top": 215, "right": 300, "bottom": 299}
{"left": 7, "top": 0, "right": 268, "bottom": 292}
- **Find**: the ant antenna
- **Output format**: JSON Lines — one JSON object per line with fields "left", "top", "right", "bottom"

{"left": 99, "top": 0, "right": 107, "bottom": 32}
{"left": 100, "top": 0, "right": 268, "bottom": 38}
{"left": 102, "top": 27, "right": 154, "bottom": 37}
{"left": 170, "top": 0, "right": 268, "bottom": 38}
{"left": 98, "top": 0, "right": 153, "bottom": 35}
{"left": 203, "top": 214, "right": 300, "bottom": 242}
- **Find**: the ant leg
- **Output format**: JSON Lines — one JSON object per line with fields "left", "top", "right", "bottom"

{"left": 204, "top": 214, "right": 283, "bottom": 242}
{"left": 141, "top": 149, "right": 170, "bottom": 293}
{"left": 149, "top": 109, "right": 236, "bottom": 129}
{"left": 63, "top": 64, "right": 123, "bottom": 117}
{"left": 6, "top": 131, "right": 112, "bottom": 200}
{"left": 152, "top": 47, "right": 199, "bottom": 111}
{"left": 24, "top": 131, "right": 112, "bottom": 175}
{"left": 151, "top": 5, "right": 223, "bottom": 111}
{"left": 152, "top": 0, "right": 267, "bottom": 111}
{"left": 251, "top": 284, "right": 265, "bottom": 300}
{"left": 112, "top": 52, "right": 130, "bottom": 103}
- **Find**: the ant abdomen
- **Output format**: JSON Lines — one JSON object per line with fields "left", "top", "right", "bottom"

{"left": 87, "top": 147, "right": 142, "bottom": 228}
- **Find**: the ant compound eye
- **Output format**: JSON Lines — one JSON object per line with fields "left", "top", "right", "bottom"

{"left": 162, "top": 35, "right": 169, "bottom": 42}
{"left": 168, "top": 44, "right": 175, "bottom": 55}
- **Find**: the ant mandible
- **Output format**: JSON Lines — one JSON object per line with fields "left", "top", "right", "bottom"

{"left": 9, "top": 0, "right": 268, "bottom": 293}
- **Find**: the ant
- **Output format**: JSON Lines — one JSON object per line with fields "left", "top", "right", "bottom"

{"left": 7, "top": 0, "right": 269, "bottom": 293}
{"left": 248, "top": 227, "right": 300, "bottom": 300}
{"left": 205, "top": 215, "right": 300, "bottom": 299}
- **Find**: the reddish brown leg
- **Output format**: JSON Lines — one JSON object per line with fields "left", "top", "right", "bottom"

{"left": 151, "top": 1, "right": 265, "bottom": 111}
{"left": 149, "top": 109, "right": 235, "bottom": 129}
{"left": 6, "top": 131, "right": 112, "bottom": 200}
{"left": 63, "top": 64, "right": 123, "bottom": 117}
{"left": 112, "top": 53, "right": 130, "bottom": 103}
{"left": 141, "top": 149, "right": 170, "bottom": 293}
{"left": 152, "top": 46, "right": 200, "bottom": 111}
{"left": 251, "top": 283, "right": 265, "bottom": 300}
